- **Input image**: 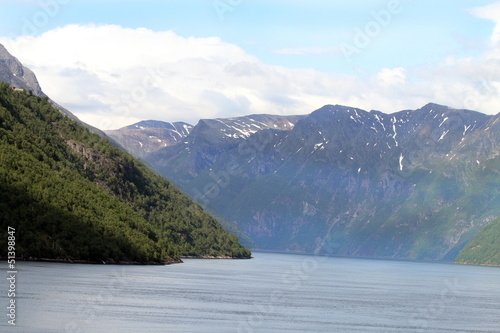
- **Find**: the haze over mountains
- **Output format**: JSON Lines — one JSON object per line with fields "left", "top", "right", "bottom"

{"left": 110, "top": 104, "right": 499, "bottom": 263}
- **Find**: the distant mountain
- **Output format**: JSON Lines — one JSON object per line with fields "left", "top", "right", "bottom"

{"left": 106, "top": 120, "right": 193, "bottom": 158}
{"left": 132, "top": 104, "right": 499, "bottom": 263}
{"left": 140, "top": 114, "right": 304, "bottom": 177}
{"left": 108, "top": 114, "right": 304, "bottom": 159}
{"left": 0, "top": 82, "right": 250, "bottom": 263}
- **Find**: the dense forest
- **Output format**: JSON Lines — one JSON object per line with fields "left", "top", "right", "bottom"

{"left": 455, "top": 217, "right": 500, "bottom": 266}
{"left": 0, "top": 82, "right": 251, "bottom": 263}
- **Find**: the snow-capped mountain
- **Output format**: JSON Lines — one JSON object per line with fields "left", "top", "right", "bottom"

{"left": 106, "top": 120, "right": 194, "bottom": 158}
{"left": 108, "top": 114, "right": 304, "bottom": 159}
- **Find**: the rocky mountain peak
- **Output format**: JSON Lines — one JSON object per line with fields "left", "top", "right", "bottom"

{"left": 0, "top": 43, "right": 45, "bottom": 96}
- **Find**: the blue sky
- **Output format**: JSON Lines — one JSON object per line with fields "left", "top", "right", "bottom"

{"left": 1, "top": 0, "right": 494, "bottom": 72}
{"left": 0, "top": 0, "right": 499, "bottom": 129}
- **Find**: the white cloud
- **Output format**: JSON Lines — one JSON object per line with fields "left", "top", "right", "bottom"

{"left": 471, "top": 1, "right": 500, "bottom": 47}
{"left": 376, "top": 67, "right": 406, "bottom": 87}
{"left": 272, "top": 46, "right": 340, "bottom": 56}
{"left": 0, "top": 23, "right": 499, "bottom": 130}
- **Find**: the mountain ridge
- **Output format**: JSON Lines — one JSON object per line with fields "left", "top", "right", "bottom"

{"left": 106, "top": 114, "right": 305, "bottom": 159}
{"left": 106, "top": 120, "right": 193, "bottom": 158}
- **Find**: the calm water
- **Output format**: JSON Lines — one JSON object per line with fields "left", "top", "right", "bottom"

{"left": 1, "top": 252, "right": 499, "bottom": 333}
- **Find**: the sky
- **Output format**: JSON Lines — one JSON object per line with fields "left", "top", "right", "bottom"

{"left": 0, "top": 0, "right": 499, "bottom": 130}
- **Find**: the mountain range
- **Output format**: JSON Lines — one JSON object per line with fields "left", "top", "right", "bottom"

{"left": 109, "top": 104, "right": 499, "bottom": 263}
{"left": 1, "top": 42, "right": 498, "bottom": 265}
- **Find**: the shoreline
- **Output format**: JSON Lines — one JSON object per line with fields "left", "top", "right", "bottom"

{"left": 454, "top": 261, "right": 500, "bottom": 268}
{"left": 0, "top": 255, "right": 252, "bottom": 265}
{"left": 0, "top": 257, "right": 183, "bottom": 265}
{"left": 181, "top": 255, "right": 253, "bottom": 260}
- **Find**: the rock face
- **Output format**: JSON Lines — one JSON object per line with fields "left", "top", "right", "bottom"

{"left": 131, "top": 104, "right": 499, "bottom": 261}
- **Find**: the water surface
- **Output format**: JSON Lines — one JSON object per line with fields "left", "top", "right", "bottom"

{"left": 1, "top": 252, "right": 499, "bottom": 332}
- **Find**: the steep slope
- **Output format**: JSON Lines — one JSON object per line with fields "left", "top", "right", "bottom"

{"left": 105, "top": 120, "right": 193, "bottom": 158}
{"left": 145, "top": 104, "right": 499, "bottom": 262}
{"left": 0, "top": 83, "right": 250, "bottom": 263}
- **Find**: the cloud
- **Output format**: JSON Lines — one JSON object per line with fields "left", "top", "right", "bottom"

{"left": 272, "top": 46, "right": 340, "bottom": 56}
{"left": 0, "top": 23, "right": 499, "bottom": 130}
{"left": 471, "top": 1, "right": 500, "bottom": 47}
{"left": 376, "top": 67, "right": 406, "bottom": 87}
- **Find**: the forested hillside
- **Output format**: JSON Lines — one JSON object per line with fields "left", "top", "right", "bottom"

{"left": 0, "top": 82, "right": 250, "bottom": 263}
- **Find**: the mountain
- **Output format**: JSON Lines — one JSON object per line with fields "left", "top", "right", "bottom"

{"left": 105, "top": 120, "right": 193, "bottom": 158}
{"left": 0, "top": 82, "right": 250, "bottom": 263}
{"left": 131, "top": 104, "right": 499, "bottom": 263}
{"left": 142, "top": 114, "right": 304, "bottom": 178}
{"left": 108, "top": 114, "right": 305, "bottom": 159}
